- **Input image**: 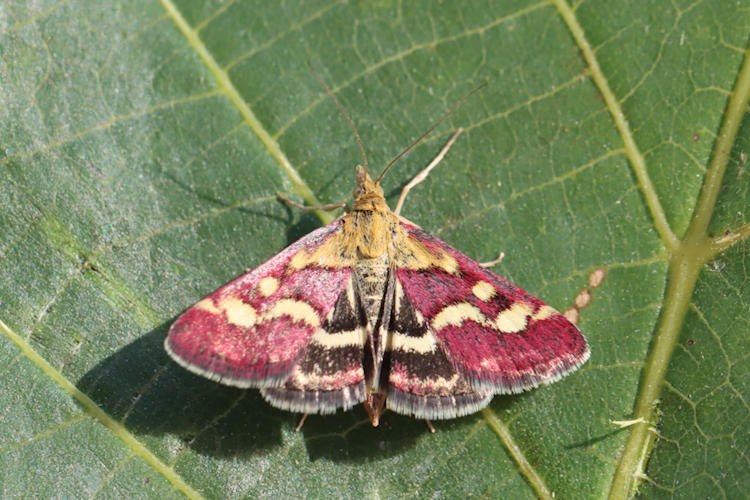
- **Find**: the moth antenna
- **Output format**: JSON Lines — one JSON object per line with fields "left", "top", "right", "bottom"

{"left": 375, "top": 82, "right": 487, "bottom": 185}
{"left": 308, "top": 62, "right": 368, "bottom": 170}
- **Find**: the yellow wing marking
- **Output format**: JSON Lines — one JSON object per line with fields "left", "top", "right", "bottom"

{"left": 493, "top": 302, "right": 533, "bottom": 333}
{"left": 471, "top": 281, "right": 497, "bottom": 301}
{"left": 257, "top": 276, "right": 280, "bottom": 297}
{"left": 310, "top": 327, "right": 368, "bottom": 348}
{"left": 389, "top": 330, "right": 438, "bottom": 354}
{"left": 218, "top": 297, "right": 258, "bottom": 328}
{"left": 432, "top": 303, "right": 484, "bottom": 330}
{"left": 532, "top": 304, "right": 557, "bottom": 321}
{"left": 267, "top": 299, "right": 321, "bottom": 328}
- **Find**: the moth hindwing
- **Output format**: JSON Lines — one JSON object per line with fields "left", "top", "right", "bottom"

{"left": 165, "top": 158, "right": 590, "bottom": 428}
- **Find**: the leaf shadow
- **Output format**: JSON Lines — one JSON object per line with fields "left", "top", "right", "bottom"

{"left": 564, "top": 426, "right": 631, "bottom": 449}
{"left": 297, "top": 409, "right": 443, "bottom": 462}
{"left": 77, "top": 321, "right": 287, "bottom": 457}
{"left": 284, "top": 210, "right": 327, "bottom": 242}
{"left": 161, "top": 165, "right": 290, "bottom": 226}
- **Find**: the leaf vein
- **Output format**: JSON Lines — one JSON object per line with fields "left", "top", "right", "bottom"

{"left": 223, "top": 0, "right": 349, "bottom": 71}
{"left": 273, "top": 1, "right": 551, "bottom": 140}
{"left": 437, "top": 146, "right": 625, "bottom": 235}
{"left": 482, "top": 408, "right": 553, "bottom": 500}
{"left": 552, "top": 0, "right": 679, "bottom": 252}
{"left": 0, "top": 318, "right": 205, "bottom": 499}
{"left": 159, "top": 0, "right": 329, "bottom": 223}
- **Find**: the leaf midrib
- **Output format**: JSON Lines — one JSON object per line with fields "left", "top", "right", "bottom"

{"left": 607, "top": 42, "right": 750, "bottom": 499}
{"left": 552, "top": 1, "right": 750, "bottom": 498}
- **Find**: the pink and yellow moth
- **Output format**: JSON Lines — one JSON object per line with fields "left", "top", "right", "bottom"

{"left": 165, "top": 85, "right": 590, "bottom": 430}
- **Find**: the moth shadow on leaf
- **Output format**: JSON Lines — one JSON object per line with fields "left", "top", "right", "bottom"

{"left": 77, "top": 320, "right": 289, "bottom": 458}
{"left": 279, "top": 202, "right": 338, "bottom": 245}
{"left": 285, "top": 212, "right": 326, "bottom": 241}
{"left": 299, "top": 410, "right": 477, "bottom": 462}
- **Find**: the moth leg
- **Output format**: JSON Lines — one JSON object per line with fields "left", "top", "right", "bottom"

{"left": 425, "top": 419, "right": 436, "bottom": 433}
{"left": 479, "top": 252, "right": 505, "bottom": 268}
{"left": 295, "top": 413, "right": 309, "bottom": 432}
{"left": 277, "top": 192, "right": 349, "bottom": 213}
{"left": 394, "top": 128, "right": 463, "bottom": 216}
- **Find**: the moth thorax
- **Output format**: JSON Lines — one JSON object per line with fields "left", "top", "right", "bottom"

{"left": 346, "top": 210, "right": 390, "bottom": 259}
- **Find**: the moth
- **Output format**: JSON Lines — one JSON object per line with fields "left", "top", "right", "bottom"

{"left": 165, "top": 85, "right": 590, "bottom": 431}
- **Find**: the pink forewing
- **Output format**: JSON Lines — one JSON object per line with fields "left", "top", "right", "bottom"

{"left": 396, "top": 223, "right": 589, "bottom": 393}
{"left": 166, "top": 220, "right": 351, "bottom": 387}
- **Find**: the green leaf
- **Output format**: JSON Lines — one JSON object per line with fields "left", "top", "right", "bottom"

{"left": 1, "top": 1, "right": 748, "bottom": 498}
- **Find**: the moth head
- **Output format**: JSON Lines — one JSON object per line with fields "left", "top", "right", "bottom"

{"left": 353, "top": 165, "right": 386, "bottom": 211}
